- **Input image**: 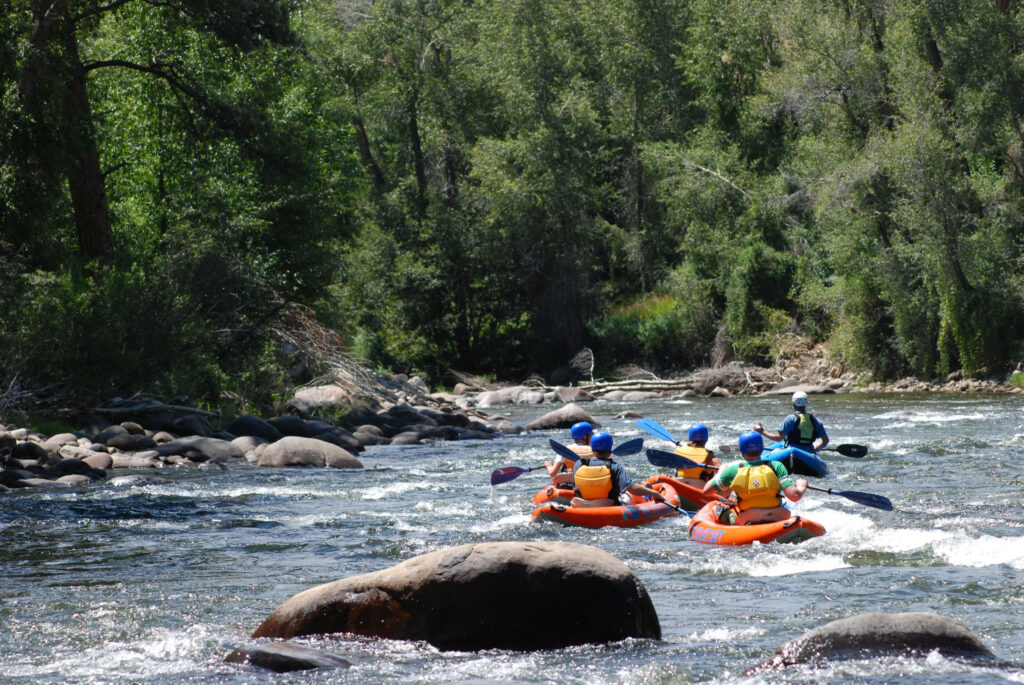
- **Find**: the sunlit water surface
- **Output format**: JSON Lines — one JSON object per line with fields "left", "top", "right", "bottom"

{"left": 2, "top": 393, "right": 1023, "bottom": 683}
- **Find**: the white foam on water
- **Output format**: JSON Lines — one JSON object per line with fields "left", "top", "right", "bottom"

{"left": 413, "top": 499, "right": 475, "bottom": 516}
{"left": 871, "top": 410, "right": 986, "bottom": 424}
{"left": 686, "top": 625, "right": 764, "bottom": 642}
{"left": 361, "top": 481, "right": 432, "bottom": 500}
{"left": 932, "top": 533, "right": 1024, "bottom": 569}
{"left": 744, "top": 550, "right": 849, "bottom": 577}
{"left": 24, "top": 625, "right": 214, "bottom": 679}
{"left": 468, "top": 512, "right": 531, "bottom": 533}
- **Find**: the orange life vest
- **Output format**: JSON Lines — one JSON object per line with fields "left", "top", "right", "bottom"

{"left": 674, "top": 445, "right": 712, "bottom": 480}
{"left": 567, "top": 443, "right": 592, "bottom": 459}
{"left": 574, "top": 462, "right": 614, "bottom": 500}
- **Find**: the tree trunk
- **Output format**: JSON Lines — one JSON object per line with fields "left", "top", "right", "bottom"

{"left": 352, "top": 114, "right": 385, "bottom": 188}
{"left": 60, "top": 18, "right": 115, "bottom": 264}
{"left": 408, "top": 89, "right": 427, "bottom": 217}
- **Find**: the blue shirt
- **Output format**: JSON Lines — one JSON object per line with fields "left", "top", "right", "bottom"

{"left": 779, "top": 412, "right": 827, "bottom": 447}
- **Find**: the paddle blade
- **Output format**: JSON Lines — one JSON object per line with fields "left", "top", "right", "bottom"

{"left": 612, "top": 437, "right": 644, "bottom": 456}
{"left": 834, "top": 443, "right": 868, "bottom": 458}
{"left": 636, "top": 418, "right": 679, "bottom": 445}
{"left": 490, "top": 466, "right": 530, "bottom": 485}
{"left": 809, "top": 485, "right": 893, "bottom": 511}
{"left": 549, "top": 438, "right": 581, "bottom": 463}
{"left": 834, "top": 489, "right": 893, "bottom": 510}
{"left": 646, "top": 448, "right": 702, "bottom": 471}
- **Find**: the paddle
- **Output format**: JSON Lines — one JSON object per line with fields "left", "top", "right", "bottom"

{"left": 636, "top": 418, "right": 681, "bottom": 445}
{"left": 646, "top": 448, "right": 893, "bottom": 511}
{"left": 612, "top": 437, "right": 645, "bottom": 456}
{"left": 490, "top": 465, "right": 545, "bottom": 486}
{"left": 490, "top": 437, "right": 645, "bottom": 487}
{"left": 805, "top": 485, "right": 893, "bottom": 511}
{"left": 719, "top": 442, "right": 869, "bottom": 458}
{"left": 547, "top": 440, "right": 691, "bottom": 516}
{"left": 822, "top": 443, "right": 868, "bottom": 458}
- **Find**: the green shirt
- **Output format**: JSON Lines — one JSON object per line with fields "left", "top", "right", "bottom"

{"left": 710, "top": 460, "right": 795, "bottom": 491}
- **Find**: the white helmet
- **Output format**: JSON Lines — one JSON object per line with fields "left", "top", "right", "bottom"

{"left": 792, "top": 391, "right": 808, "bottom": 407}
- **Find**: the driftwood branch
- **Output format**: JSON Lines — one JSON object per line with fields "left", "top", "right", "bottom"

{"left": 92, "top": 398, "right": 219, "bottom": 418}
{"left": 679, "top": 158, "right": 752, "bottom": 201}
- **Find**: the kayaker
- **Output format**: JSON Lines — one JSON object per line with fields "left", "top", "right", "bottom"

{"left": 753, "top": 390, "right": 829, "bottom": 453}
{"left": 703, "top": 430, "right": 807, "bottom": 525}
{"left": 545, "top": 421, "right": 593, "bottom": 487}
{"left": 672, "top": 423, "right": 722, "bottom": 488}
{"left": 572, "top": 432, "right": 668, "bottom": 508}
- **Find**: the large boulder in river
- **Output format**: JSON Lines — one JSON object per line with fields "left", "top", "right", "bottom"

{"left": 227, "top": 415, "right": 283, "bottom": 443}
{"left": 525, "top": 403, "right": 599, "bottom": 432}
{"left": 551, "top": 386, "right": 596, "bottom": 403}
{"left": 154, "top": 436, "right": 245, "bottom": 463}
{"left": 476, "top": 385, "right": 534, "bottom": 407}
{"left": 754, "top": 612, "right": 994, "bottom": 671}
{"left": 256, "top": 436, "right": 363, "bottom": 469}
{"left": 252, "top": 541, "right": 659, "bottom": 651}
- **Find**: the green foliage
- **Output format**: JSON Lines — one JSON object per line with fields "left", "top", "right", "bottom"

{"left": 4, "top": 0, "right": 1024, "bottom": 402}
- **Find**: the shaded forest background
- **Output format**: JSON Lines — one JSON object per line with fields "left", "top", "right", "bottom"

{"left": 3, "top": 0, "right": 1024, "bottom": 411}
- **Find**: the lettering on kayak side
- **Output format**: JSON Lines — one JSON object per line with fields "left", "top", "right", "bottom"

{"left": 621, "top": 503, "right": 671, "bottom": 521}
{"left": 689, "top": 524, "right": 725, "bottom": 544}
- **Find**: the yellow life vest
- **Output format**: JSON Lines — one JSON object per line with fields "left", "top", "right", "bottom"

{"left": 730, "top": 464, "right": 782, "bottom": 510}
{"left": 674, "top": 445, "right": 711, "bottom": 479}
{"left": 574, "top": 462, "right": 614, "bottom": 500}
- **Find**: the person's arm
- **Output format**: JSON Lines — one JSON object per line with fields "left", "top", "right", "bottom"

{"left": 545, "top": 456, "right": 565, "bottom": 478}
{"left": 703, "top": 463, "right": 734, "bottom": 495}
{"left": 628, "top": 483, "right": 667, "bottom": 502}
{"left": 753, "top": 423, "right": 783, "bottom": 441}
{"left": 814, "top": 417, "right": 829, "bottom": 451}
{"left": 782, "top": 478, "right": 808, "bottom": 502}
{"left": 706, "top": 450, "right": 722, "bottom": 469}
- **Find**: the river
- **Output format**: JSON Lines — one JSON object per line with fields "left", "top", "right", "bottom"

{"left": 2, "top": 393, "right": 1023, "bottom": 683}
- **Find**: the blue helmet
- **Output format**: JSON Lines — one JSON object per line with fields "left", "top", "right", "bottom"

{"left": 738, "top": 430, "right": 763, "bottom": 455}
{"left": 688, "top": 423, "right": 709, "bottom": 442}
{"left": 570, "top": 421, "right": 594, "bottom": 441}
{"left": 590, "top": 432, "right": 613, "bottom": 452}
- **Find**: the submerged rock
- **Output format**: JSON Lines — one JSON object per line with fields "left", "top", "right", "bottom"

{"left": 252, "top": 541, "right": 659, "bottom": 651}
{"left": 226, "top": 643, "right": 351, "bottom": 673}
{"left": 753, "top": 612, "right": 994, "bottom": 671}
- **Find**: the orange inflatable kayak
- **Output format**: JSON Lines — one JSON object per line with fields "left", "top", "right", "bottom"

{"left": 687, "top": 501, "right": 825, "bottom": 545}
{"left": 642, "top": 474, "right": 718, "bottom": 511}
{"left": 532, "top": 485, "right": 574, "bottom": 505}
{"left": 531, "top": 479, "right": 682, "bottom": 528}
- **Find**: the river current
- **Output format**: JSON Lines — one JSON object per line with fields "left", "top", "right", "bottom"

{"left": 2, "top": 393, "right": 1023, "bottom": 684}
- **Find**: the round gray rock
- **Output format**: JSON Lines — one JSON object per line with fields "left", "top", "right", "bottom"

{"left": 252, "top": 541, "right": 660, "bottom": 651}
{"left": 525, "top": 403, "right": 599, "bottom": 431}
{"left": 256, "top": 436, "right": 363, "bottom": 469}
{"left": 760, "top": 612, "right": 994, "bottom": 668}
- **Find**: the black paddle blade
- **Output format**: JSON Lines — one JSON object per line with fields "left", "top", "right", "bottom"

{"left": 490, "top": 466, "right": 530, "bottom": 485}
{"left": 809, "top": 485, "right": 893, "bottom": 511}
{"left": 612, "top": 437, "right": 644, "bottom": 456}
{"left": 834, "top": 489, "right": 893, "bottom": 510}
{"left": 835, "top": 443, "right": 868, "bottom": 458}
{"left": 646, "top": 448, "right": 702, "bottom": 471}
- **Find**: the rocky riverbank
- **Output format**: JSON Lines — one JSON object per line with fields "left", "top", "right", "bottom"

{"left": 2, "top": 334, "right": 1020, "bottom": 492}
